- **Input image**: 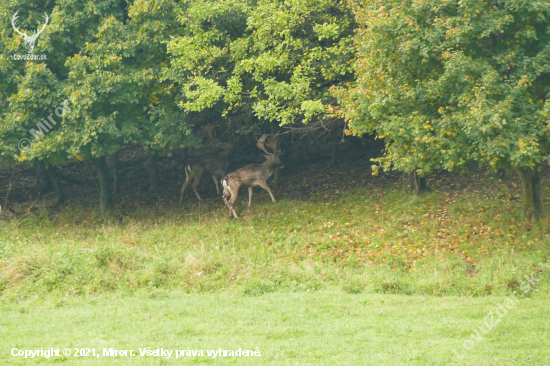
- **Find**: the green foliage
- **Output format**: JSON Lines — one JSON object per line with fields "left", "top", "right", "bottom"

{"left": 0, "top": 1, "right": 120, "bottom": 163}
{"left": 0, "top": 0, "right": 193, "bottom": 166}
{"left": 167, "top": 0, "right": 355, "bottom": 131}
{"left": 335, "top": 0, "right": 550, "bottom": 175}
{"left": 63, "top": 0, "right": 193, "bottom": 160}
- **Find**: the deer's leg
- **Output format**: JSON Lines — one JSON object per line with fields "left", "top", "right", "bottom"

{"left": 258, "top": 181, "right": 276, "bottom": 202}
{"left": 212, "top": 175, "right": 220, "bottom": 195}
{"left": 191, "top": 167, "right": 204, "bottom": 201}
{"left": 229, "top": 189, "right": 239, "bottom": 218}
{"left": 248, "top": 187, "right": 253, "bottom": 207}
{"left": 222, "top": 188, "right": 230, "bottom": 206}
{"left": 223, "top": 195, "right": 233, "bottom": 217}
{"left": 222, "top": 189, "right": 234, "bottom": 217}
{"left": 179, "top": 166, "right": 193, "bottom": 203}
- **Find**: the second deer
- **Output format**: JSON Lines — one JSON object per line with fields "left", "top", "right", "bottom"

{"left": 180, "top": 145, "right": 233, "bottom": 203}
{"left": 221, "top": 135, "right": 284, "bottom": 218}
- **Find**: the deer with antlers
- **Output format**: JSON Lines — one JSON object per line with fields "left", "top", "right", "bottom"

{"left": 221, "top": 134, "right": 284, "bottom": 218}
{"left": 180, "top": 144, "right": 233, "bottom": 203}
{"left": 12, "top": 11, "right": 49, "bottom": 54}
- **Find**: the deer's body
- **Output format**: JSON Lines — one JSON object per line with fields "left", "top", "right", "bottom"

{"left": 180, "top": 142, "right": 233, "bottom": 203}
{"left": 180, "top": 157, "right": 229, "bottom": 203}
{"left": 222, "top": 135, "right": 283, "bottom": 218}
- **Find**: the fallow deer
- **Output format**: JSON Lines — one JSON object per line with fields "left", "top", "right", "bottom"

{"left": 221, "top": 135, "right": 284, "bottom": 218}
{"left": 180, "top": 144, "right": 233, "bottom": 203}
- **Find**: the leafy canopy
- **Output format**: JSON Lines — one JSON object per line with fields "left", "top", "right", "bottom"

{"left": 334, "top": 0, "right": 550, "bottom": 174}
{"left": 167, "top": 0, "right": 355, "bottom": 131}
{"left": 0, "top": 0, "right": 193, "bottom": 165}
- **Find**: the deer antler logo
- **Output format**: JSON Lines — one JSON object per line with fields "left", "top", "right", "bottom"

{"left": 11, "top": 11, "right": 49, "bottom": 54}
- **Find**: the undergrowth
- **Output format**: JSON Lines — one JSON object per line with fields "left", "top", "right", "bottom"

{"left": 1, "top": 174, "right": 548, "bottom": 303}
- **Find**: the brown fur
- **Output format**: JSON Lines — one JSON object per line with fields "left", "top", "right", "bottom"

{"left": 180, "top": 157, "right": 229, "bottom": 203}
{"left": 221, "top": 155, "right": 283, "bottom": 218}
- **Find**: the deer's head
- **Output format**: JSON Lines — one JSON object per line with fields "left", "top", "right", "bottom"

{"left": 12, "top": 11, "right": 49, "bottom": 54}
{"left": 256, "top": 134, "right": 285, "bottom": 169}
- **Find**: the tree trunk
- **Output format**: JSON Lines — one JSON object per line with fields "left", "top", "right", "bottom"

{"left": 91, "top": 156, "right": 112, "bottom": 213}
{"left": 515, "top": 166, "right": 542, "bottom": 221}
{"left": 112, "top": 150, "right": 120, "bottom": 196}
{"left": 46, "top": 167, "right": 64, "bottom": 204}
{"left": 146, "top": 151, "right": 160, "bottom": 193}
{"left": 34, "top": 161, "right": 64, "bottom": 204}
{"left": 403, "top": 170, "right": 429, "bottom": 195}
{"left": 34, "top": 160, "right": 51, "bottom": 193}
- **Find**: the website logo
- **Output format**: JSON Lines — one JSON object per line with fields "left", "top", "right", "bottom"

{"left": 11, "top": 11, "right": 48, "bottom": 59}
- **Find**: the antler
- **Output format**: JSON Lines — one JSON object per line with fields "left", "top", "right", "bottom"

{"left": 266, "top": 135, "right": 278, "bottom": 153}
{"left": 11, "top": 12, "right": 48, "bottom": 37}
{"left": 256, "top": 134, "right": 272, "bottom": 155}
{"left": 257, "top": 134, "right": 284, "bottom": 156}
{"left": 11, "top": 11, "right": 28, "bottom": 38}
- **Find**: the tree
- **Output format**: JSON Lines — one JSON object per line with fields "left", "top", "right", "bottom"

{"left": 334, "top": 0, "right": 550, "bottom": 220}
{"left": 61, "top": 0, "right": 192, "bottom": 207}
{"left": 0, "top": 0, "right": 122, "bottom": 206}
{"left": 0, "top": 0, "right": 194, "bottom": 212}
{"left": 166, "top": 0, "right": 356, "bottom": 134}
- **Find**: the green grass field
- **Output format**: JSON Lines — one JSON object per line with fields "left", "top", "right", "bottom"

{"left": 2, "top": 292, "right": 550, "bottom": 365}
{"left": 1, "top": 167, "right": 549, "bottom": 365}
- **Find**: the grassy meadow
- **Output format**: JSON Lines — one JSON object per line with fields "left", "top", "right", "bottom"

{"left": 2, "top": 292, "right": 550, "bottom": 365}
{"left": 1, "top": 161, "right": 549, "bottom": 365}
